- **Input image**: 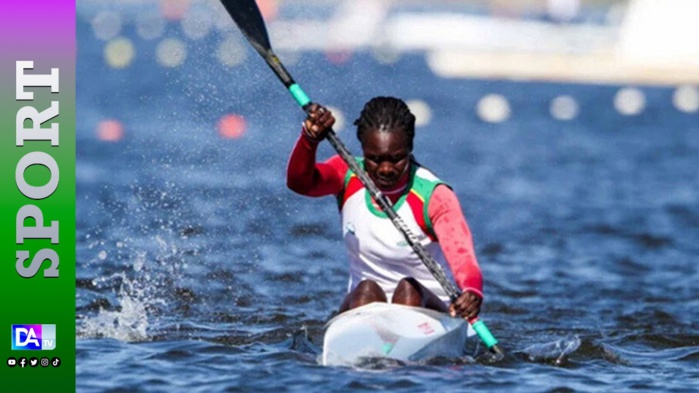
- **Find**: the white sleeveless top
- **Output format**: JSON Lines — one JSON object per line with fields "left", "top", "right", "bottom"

{"left": 338, "top": 160, "right": 454, "bottom": 304}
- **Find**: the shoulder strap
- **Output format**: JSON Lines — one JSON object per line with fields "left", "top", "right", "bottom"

{"left": 336, "top": 157, "right": 364, "bottom": 210}
{"left": 406, "top": 165, "right": 447, "bottom": 240}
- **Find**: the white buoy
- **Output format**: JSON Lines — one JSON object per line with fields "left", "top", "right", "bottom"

{"left": 326, "top": 106, "right": 345, "bottom": 131}
{"left": 673, "top": 85, "right": 699, "bottom": 113}
{"left": 614, "top": 87, "right": 645, "bottom": 116}
{"left": 92, "top": 11, "right": 122, "bottom": 41}
{"left": 181, "top": 8, "right": 213, "bottom": 40}
{"left": 406, "top": 99, "right": 432, "bottom": 127}
{"left": 477, "top": 94, "right": 511, "bottom": 123}
{"left": 550, "top": 95, "right": 579, "bottom": 121}
{"left": 156, "top": 38, "right": 188, "bottom": 68}
{"left": 104, "top": 38, "right": 135, "bottom": 69}
{"left": 216, "top": 35, "right": 248, "bottom": 67}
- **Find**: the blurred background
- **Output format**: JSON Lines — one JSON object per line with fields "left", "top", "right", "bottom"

{"left": 79, "top": 0, "right": 699, "bottom": 139}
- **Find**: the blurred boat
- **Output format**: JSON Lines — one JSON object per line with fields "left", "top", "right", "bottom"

{"left": 267, "top": 0, "right": 699, "bottom": 86}
{"left": 321, "top": 302, "right": 473, "bottom": 367}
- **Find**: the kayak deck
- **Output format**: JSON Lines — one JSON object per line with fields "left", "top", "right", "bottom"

{"left": 321, "top": 302, "right": 473, "bottom": 367}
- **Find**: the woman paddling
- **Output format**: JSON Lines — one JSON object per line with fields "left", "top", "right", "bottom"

{"left": 286, "top": 96, "right": 484, "bottom": 321}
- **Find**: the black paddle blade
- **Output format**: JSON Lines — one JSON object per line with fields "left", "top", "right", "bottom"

{"left": 219, "top": 0, "right": 272, "bottom": 55}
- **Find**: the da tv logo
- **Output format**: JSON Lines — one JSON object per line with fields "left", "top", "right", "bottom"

{"left": 11, "top": 325, "right": 56, "bottom": 350}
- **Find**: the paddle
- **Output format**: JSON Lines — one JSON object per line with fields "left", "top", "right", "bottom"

{"left": 220, "top": 0, "right": 504, "bottom": 356}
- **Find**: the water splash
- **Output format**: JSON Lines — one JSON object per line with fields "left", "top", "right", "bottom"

{"left": 521, "top": 335, "right": 582, "bottom": 365}
{"left": 287, "top": 325, "right": 321, "bottom": 356}
{"left": 78, "top": 234, "right": 188, "bottom": 342}
{"left": 79, "top": 272, "right": 157, "bottom": 342}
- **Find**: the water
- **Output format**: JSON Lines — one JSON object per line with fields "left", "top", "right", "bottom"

{"left": 76, "top": 5, "right": 699, "bottom": 393}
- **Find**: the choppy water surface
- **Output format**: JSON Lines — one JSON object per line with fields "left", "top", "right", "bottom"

{"left": 76, "top": 6, "right": 698, "bottom": 393}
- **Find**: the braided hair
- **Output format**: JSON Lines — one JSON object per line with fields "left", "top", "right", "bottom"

{"left": 353, "top": 96, "right": 416, "bottom": 150}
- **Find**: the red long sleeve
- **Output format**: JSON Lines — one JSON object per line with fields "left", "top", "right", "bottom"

{"left": 286, "top": 131, "right": 347, "bottom": 197}
{"left": 428, "top": 185, "right": 484, "bottom": 298}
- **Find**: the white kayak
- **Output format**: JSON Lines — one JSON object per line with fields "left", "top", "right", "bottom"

{"left": 321, "top": 302, "right": 475, "bottom": 367}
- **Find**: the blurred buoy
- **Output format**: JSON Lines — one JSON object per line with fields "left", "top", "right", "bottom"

{"left": 92, "top": 11, "right": 122, "bottom": 41}
{"left": 275, "top": 50, "right": 301, "bottom": 66}
{"left": 160, "top": 0, "right": 189, "bottom": 21}
{"left": 550, "top": 95, "right": 579, "bottom": 121}
{"left": 213, "top": 6, "right": 236, "bottom": 31}
{"left": 136, "top": 13, "right": 165, "bottom": 40}
{"left": 614, "top": 87, "right": 645, "bottom": 116}
{"left": 218, "top": 114, "right": 247, "bottom": 139}
{"left": 97, "top": 119, "right": 124, "bottom": 142}
{"left": 371, "top": 45, "right": 400, "bottom": 65}
{"left": 325, "top": 50, "right": 353, "bottom": 65}
{"left": 673, "top": 85, "right": 699, "bottom": 113}
{"left": 406, "top": 99, "right": 432, "bottom": 127}
{"left": 326, "top": 106, "right": 345, "bottom": 131}
{"left": 257, "top": 0, "right": 279, "bottom": 21}
{"left": 477, "top": 94, "right": 511, "bottom": 123}
{"left": 104, "top": 38, "right": 135, "bottom": 69}
{"left": 156, "top": 38, "right": 187, "bottom": 68}
{"left": 181, "top": 8, "right": 213, "bottom": 40}
{"left": 216, "top": 35, "right": 248, "bottom": 67}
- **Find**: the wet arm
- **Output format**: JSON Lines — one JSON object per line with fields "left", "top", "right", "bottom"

{"left": 428, "top": 185, "right": 484, "bottom": 298}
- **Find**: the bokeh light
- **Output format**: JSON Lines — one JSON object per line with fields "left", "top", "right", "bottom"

{"left": 92, "top": 11, "right": 122, "bottom": 41}
{"left": 550, "top": 95, "right": 579, "bottom": 121}
{"left": 257, "top": 0, "right": 280, "bottom": 22}
{"left": 181, "top": 7, "right": 213, "bottom": 40}
{"left": 326, "top": 106, "right": 346, "bottom": 131}
{"left": 156, "top": 38, "right": 187, "bottom": 68}
{"left": 673, "top": 85, "right": 699, "bottom": 113}
{"left": 160, "top": 0, "right": 189, "bottom": 21}
{"left": 104, "top": 38, "right": 136, "bottom": 69}
{"left": 217, "top": 114, "right": 247, "bottom": 139}
{"left": 476, "top": 94, "right": 511, "bottom": 123}
{"left": 216, "top": 35, "right": 248, "bottom": 67}
{"left": 325, "top": 50, "right": 353, "bottom": 65}
{"left": 406, "top": 99, "right": 432, "bottom": 127}
{"left": 97, "top": 119, "right": 125, "bottom": 142}
{"left": 614, "top": 87, "right": 645, "bottom": 116}
{"left": 371, "top": 45, "right": 401, "bottom": 65}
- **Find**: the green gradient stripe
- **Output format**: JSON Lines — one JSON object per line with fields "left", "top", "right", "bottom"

{"left": 0, "top": 1, "right": 76, "bottom": 392}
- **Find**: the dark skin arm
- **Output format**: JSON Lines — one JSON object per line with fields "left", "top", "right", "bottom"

{"left": 449, "top": 291, "right": 482, "bottom": 321}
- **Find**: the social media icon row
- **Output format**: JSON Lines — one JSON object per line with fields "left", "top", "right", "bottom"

{"left": 7, "top": 357, "right": 60, "bottom": 368}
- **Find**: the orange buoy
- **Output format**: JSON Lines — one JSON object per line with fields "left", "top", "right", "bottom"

{"left": 257, "top": 0, "right": 279, "bottom": 21}
{"left": 96, "top": 119, "right": 124, "bottom": 142}
{"left": 159, "top": 0, "right": 189, "bottom": 21}
{"left": 217, "top": 114, "right": 247, "bottom": 139}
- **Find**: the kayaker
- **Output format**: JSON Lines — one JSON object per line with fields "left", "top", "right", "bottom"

{"left": 286, "top": 96, "right": 484, "bottom": 320}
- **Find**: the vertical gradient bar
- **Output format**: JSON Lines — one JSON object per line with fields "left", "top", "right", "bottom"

{"left": 0, "top": 1, "right": 75, "bottom": 391}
